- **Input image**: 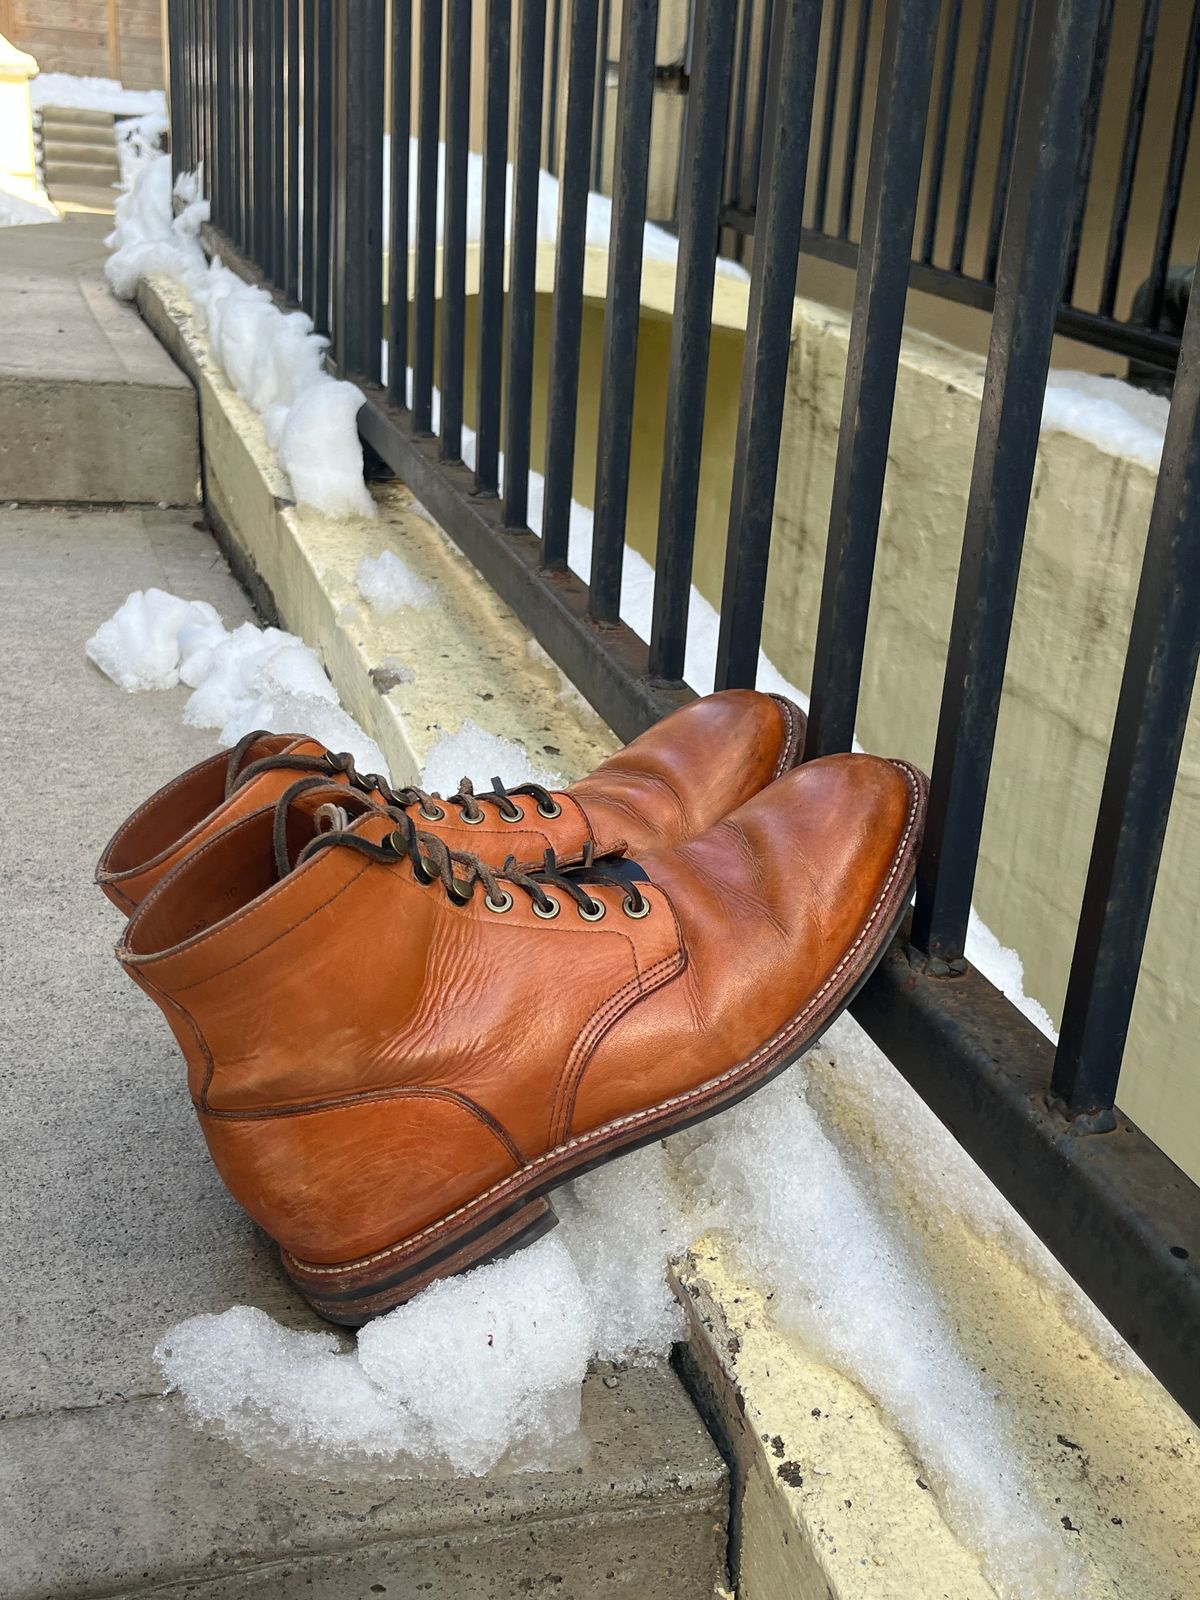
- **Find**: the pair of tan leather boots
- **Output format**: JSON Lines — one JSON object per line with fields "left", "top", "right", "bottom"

{"left": 100, "top": 690, "right": 926, "bottom": 1324}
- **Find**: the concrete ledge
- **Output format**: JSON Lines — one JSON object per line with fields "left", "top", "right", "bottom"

{"left": 137, "top": 271, "right": 617, "bottom": 786}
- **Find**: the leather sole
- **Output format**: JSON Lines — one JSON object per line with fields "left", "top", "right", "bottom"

{"left": 283, "top": 758, "right": 926, "bottom": 1325}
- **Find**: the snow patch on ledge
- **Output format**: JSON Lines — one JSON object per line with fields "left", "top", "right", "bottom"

{"left": 30, "top": 72, "right": 165, "bottom": 117}
{"left": 106, "top": 156, "right": 376, "bottom": 520}
{"left": 1042, "top": 370, "right": 1169, "bottom": 472}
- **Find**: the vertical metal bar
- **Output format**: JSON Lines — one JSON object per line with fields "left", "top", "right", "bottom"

{"left": 837, "top": 0, "right": 873, "bottom": 239}
{"left": 230, "top": 0, "right": 245, "bottom": 246}
{"left": 713, "top": 0, "right": 826, "bottom": 688}
{"left": 802, "top": 0, "right": 943, "bottom": 741}
{"left": 502, "top": 0, "right": 547, "bottom": 525}
{"left": 919, "top": 0, "right": 961, "bottom": 265}
{"left": 949, "top": 0, "right": 998, "bottom": 274}
{"left": 547, "top": 0, "right": 564, "bottom": 166}
{"left": 388, "top": 0, "right": 413, "bottom": 409}
{"left": 539, "top": 0, "right": 600, "bottom": 568}
{"left": 286, "top": 0, "right": 301, "bottom": 301}
{"left": 912, "top": 0, "right": 1108, "bottom": 963}
{"left": 302, "top": 0, "right": 317, "bottom": 311}
{"left": 647, "top": 0, "right": 737, "bottom": 680}
{"left": 193, "top": 0, "right": 201, "bottom": 175}
{"left": 192, "top": 0, "right": 202, "bottom": 180}
{"left": 725, "top": 0, "right": 754, "bottom": 225}
{"left": 983, "top": 0, "right": 1034, "bottom": 284}
{"left": 441, "top": 0, "right": 472, "bottom": 460}
{"left": 197, "top": 0, "right": 208, "bottom": 193}
{"left": 313, "top": 0, "right": 334, "bottom": 334}
{"left": 241, "top": 0, "right": 254, "bottom": 248}
{"left": 1145, "top": 0, "right": 1200, "bottom": 328}
{"left": 332, "top": 0, "right": 386, "bottom": 380}
{"left": 209, "top": 0, "right": 219, "bottom": 199}
{"left": 168, "top": 0, "right": 186, "bottom": 185}
{"left": 474, "top": 0, "right": 511, "bottom": 492}
{"left": 591, "top": 0, "right": 612, "bottom": 191}
{"left": 272, "top": 0, "right": 287, "bottom": 283}
{"left": 412, "top": 0, "right": 442, "bottom": 435}
{"left": 212, "top": 0, "right": 230, "bottom": 227}
{"left": 587, "top": 0, "right": 660, "bottom": 622}
{"left": 1062, "top": 0, "right": 1116, "bottom": 303}
{"left": 1099, "top": 0, "right": 1160, "bottom": 318}
{"left": 814, "top": 0, "right": 846, "bottom": 231}
{"left": 253, "top": 0, "right": 271, "bottom": 267}
{"left": 745, "top": 0, "right": 777, "bottom": 219}
{"left": 1052, "top": 252, "right": 1200, "bottom": 1121}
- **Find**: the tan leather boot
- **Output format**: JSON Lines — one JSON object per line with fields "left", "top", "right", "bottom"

{"left": 96, "top": 689, "right": 803, "bottom": 912}
{"left": 118, "top": 751, "right": 925, "bottom": 1324}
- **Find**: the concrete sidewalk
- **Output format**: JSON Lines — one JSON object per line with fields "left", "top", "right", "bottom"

{"left": 0, "top": 217, "right": 199, "bottom": 504}
{"left": 0, "top": 506, "right": 727, "bottom": 1599}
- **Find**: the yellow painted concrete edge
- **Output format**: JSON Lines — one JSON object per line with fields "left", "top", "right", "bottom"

{"left": 135, "top": 270, "right": 617, "bottom": 788}
{"left": 673, "top": 1245, "right": 1001, "bottom": 1600}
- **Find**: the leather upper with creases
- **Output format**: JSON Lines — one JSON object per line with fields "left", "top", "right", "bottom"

{"left": 118, "top": 754, "right": 921, "bottom": 1268}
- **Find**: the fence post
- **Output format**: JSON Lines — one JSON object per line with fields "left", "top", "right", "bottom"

{"left": 331, "top": 0, "right": 385, "bottom": 381}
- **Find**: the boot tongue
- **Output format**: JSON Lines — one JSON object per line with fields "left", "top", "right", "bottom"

{"left": 578, "top": 854, "right": 649, "bottom": 888}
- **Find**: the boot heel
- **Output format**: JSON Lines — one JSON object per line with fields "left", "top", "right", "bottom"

{"left": 283, "top": 1194, "right": 559, "bottom": 1326}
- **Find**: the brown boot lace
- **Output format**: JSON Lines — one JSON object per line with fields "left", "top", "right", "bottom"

{"left": 273, "top": 778, "right": 649, "bottom": 921}
{"left": 226, "top": 728, "right": 563, "bottom": 826}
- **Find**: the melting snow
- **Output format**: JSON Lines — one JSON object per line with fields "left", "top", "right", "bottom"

{"left": 0, "top": 184, "right": 59, "bottom": 229}
{"left": 1042, "top": 370, "right": 1169, "bottom": 472}
{"left": 30, "top": 72, "right": 165, "bottom": 117}
{"left": 356, "top": 549, "right": 434, "bottom": 614}
{"left": 86, "top": 589, "right": 387, "bottom": 775}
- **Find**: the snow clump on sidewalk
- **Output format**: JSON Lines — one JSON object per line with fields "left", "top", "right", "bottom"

{"left": 86, "top": 587, "right": 387, "bottom": 774}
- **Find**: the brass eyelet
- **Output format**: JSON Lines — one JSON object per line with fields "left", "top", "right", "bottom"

{"left": 538, "top": 799, "right": 563, "bottom": 819}
{"left": 459, "top": 808, "right": 485, "bottom": 825}
{"left": 532, "top": 894, "right": 561, "bottom": 920}
{"left": 577, "top": 897, "right": 606, "bottom": 922}
{"left": 447, "top": 879, "right": 474, "bottom": 906}
{"left": 501, "top": 803, "right": 526, "bottom": 823}
{"left": 622, "top": 893, "right": 651, "bottom": 920}
{"left": 387, "top": 829, "right": 408, "bottom": 855}
{"left": 419, "top": 803, "right": 446, "bottom": 822}
{"left": 485, "top": 889, "right": 514, "bottom": 914}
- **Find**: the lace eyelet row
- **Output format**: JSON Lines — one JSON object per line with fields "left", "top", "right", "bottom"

{"left": 494, "top": 892, "right": 650, "bottom": 922}
{"left": 434, "top": 798, "right": 563, "bottom": 827}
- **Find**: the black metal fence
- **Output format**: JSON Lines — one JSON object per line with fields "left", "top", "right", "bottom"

{"left": 170, "top": 0, "right": 1200, "bottom": 1422}
{"left": 718, "top": 0, "right": 1200, "bottom": 375}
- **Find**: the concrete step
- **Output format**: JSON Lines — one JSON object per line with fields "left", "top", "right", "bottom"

{"left": 40, "top": 183, "right": 117, "bottom": 215}
{"left": 0, "top": 217, "right": 199, "bottom": 503}
{"left": 37, "top": 104, "right": 116, "bottom": 131}
{"left": 42, "top": 138, "right": 120, "bottom": 171}
{"left": 44, "top": 160, "right": 120, "bottom": 189}
{"left": 38, "top": 116, "right": 117, "bottom": 144}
